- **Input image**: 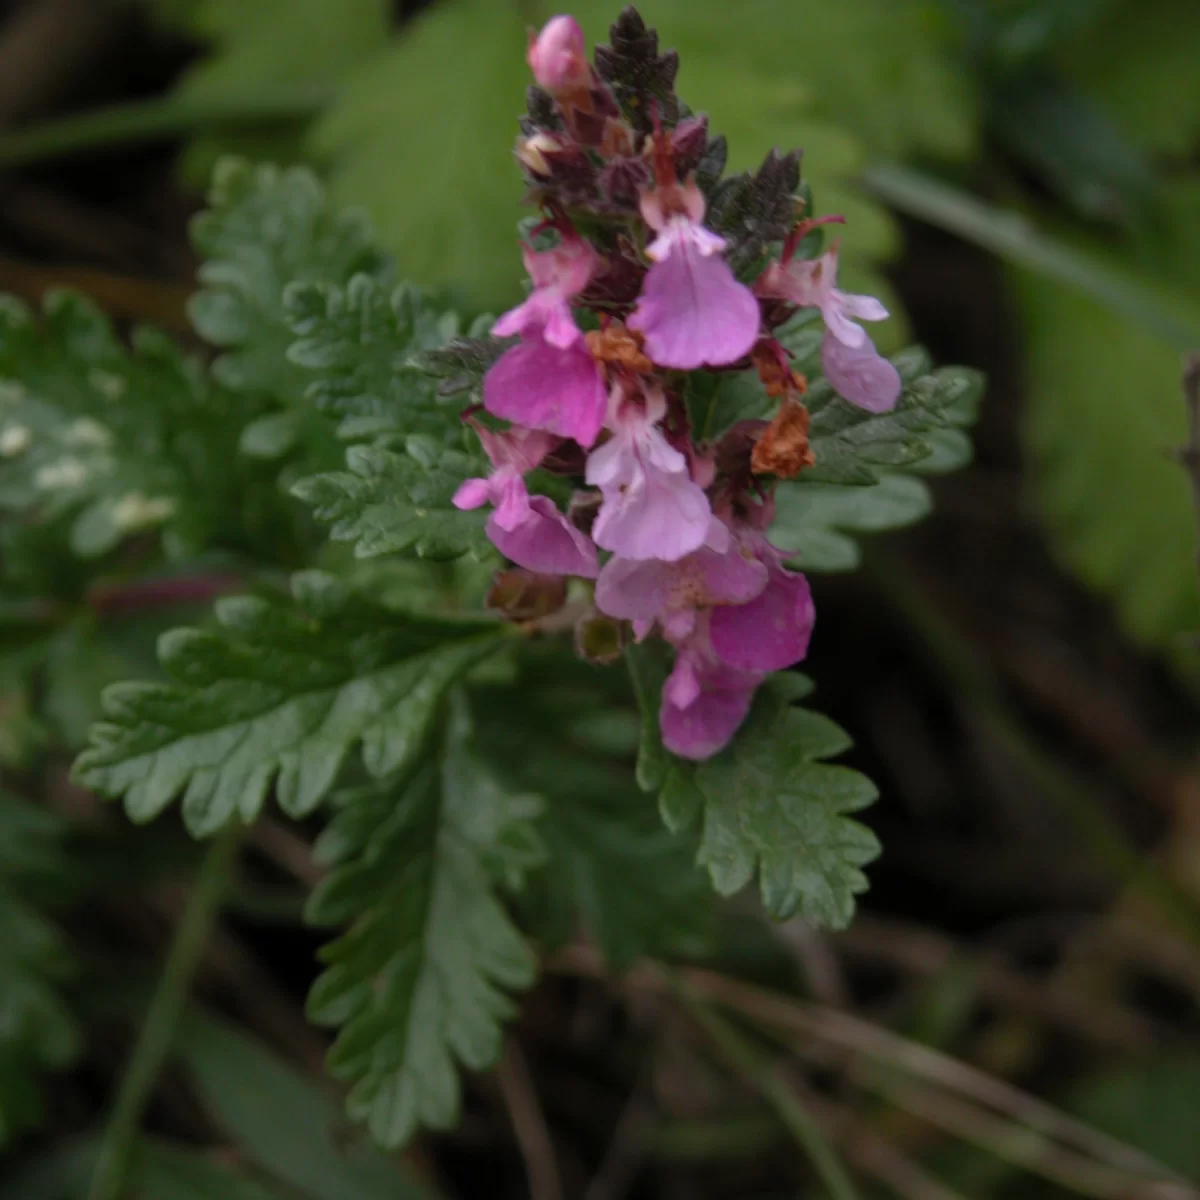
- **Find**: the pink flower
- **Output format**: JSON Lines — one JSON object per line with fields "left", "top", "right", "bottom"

{"left": 709, "top": 549, "right": 815, "bottom": 672}
{"left": 757, "top": 245, "right": 900, "bottom": 413}
{"left": 453, "top": 423, "right": 598, "bottom": 578}
{"left": 594, "top": 523, "right": 768, "bottom": 641}
{"left": 820, "top": 330, "right": 901, "bottom": 414}
{"left": 586, "top": 386, "right": 712, "bottom": 561}
{"left": 492, "top": 236, "right": 599, "bottom": 350}
{"left": 660, "top": 640, "right": 762, "bottom": 761}
{"left": 758, "top": 245, "right": 887, "bottom": 350}
{"left": 527, "top": 16, "right": 590, "bottom": 94}
{"left": 628, "top": 183, "right": 760, "bottom": 370}
{"left": 484, "top": 334, "right": 607, "bottom": 448}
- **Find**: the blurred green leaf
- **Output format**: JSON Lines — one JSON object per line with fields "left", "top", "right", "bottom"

{"left": 1060, "top": 0, "right": 1200, "bottom": 154}
{"left": 1017, "top": 179, "right": 1200, "bottom": 647}
{"left": 4, "top": 1135, "right": 284, "bottom": 1200}
{"left": 1068, "top": 1057, "right": 1200, "bottom": 1181}
{"left": 312, "top": 0, "right": 530, "bottom": 310}
{"left": 176, "top": 1009, "right": 433, "bottom": 1197}
{"left": 0, "top": 791, "right": 79, "bottom": 1147}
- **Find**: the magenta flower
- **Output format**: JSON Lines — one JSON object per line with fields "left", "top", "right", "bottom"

{"left": 709, "top": 551, "right": 815, "bottom": 672}
{"left": 586, "top": 387, "right": 712, "bottom": 561}
{"left": 660, "top": 642, "right": 762, "bottom": 761}
{"left": 492, "top": 236, "right": 599, "bottom": 350}
{"left": 820, "top": 331, "right": 901, "bottom": 414}
{"left": 594, "top": 523, "right": 768, "bottom": 641}
{"left": 484, "top": 334, "right": 607, "bottom": 448}
{"left": 628, "top": 182, "right": 760, "bottom": 370}
{"left": 527, "top": 16, "right": 590, "bottom": 95}
{"left": 453, "top": 423, "right": 598, "bottom": 578}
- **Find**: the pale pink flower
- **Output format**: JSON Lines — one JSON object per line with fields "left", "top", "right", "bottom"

{"left": 628, "top": 182, "right": 760, "bottom": 370}
{"left": 453, "top": 423, "right": 598, "bottom": 578}
{"left": 527, "top": 16, "right": 590, "bottom": 94}
{"left": 594, "top": 522, "right": 768, "bottom": 641}
{"left": 492, "top": 236, "right": 599, "bottom": 350}
{"left": 758, "top": 245, "right": 887, "bottom": 350}
{"left": 484, "top": 334, "right": 607, "bottom": 448}
{"left": 586, "top": 386, "right": 712, "bottom": 561}
{"left": 820, "top": 330, "right": 901, "bottom": 414}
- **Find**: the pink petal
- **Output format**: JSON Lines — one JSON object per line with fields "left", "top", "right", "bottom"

{"left": 592, "top": 466, "right": 711, "bottom": 561}
{"left": 841, "top": 292, "right": 889, "bottom": 324}
{"left": 709, "top": 567, "right": 815, "bottom": 672}
{"left": 491, "top": 471, "right": 530, "bottom": 532}
{"left": 820, "top": 331, "right": 901, "bottom": 414}
{"left": 660, "top": 661, "right": 761, "bottom": 761}
{"left": 484, "top": 337, "right": 607, "bottom": 447}
{"left": 487, "top": 496, "right": 598, "bottom": 578}
{"left": 595, "top": 555, "right": 673, "bottom": 621}
{"left": 629, "top": 239, "right": 760, "bottom": 370}
{"left": 664, "top": 654, "right": 701, "bottom": 709}
{"left": 452, "top": 478, "right": 491, "bottom": 510}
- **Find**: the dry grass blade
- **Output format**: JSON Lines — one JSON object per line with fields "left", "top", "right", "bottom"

{"left": 550, "top": 947, "right": 1190, "bottom": 1192}
{"left": 497, "top": 1040, "right": 564, "bottom": 1200}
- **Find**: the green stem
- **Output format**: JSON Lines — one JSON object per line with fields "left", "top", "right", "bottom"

{"left": 677, "top": 984, "right": 863, "bottom": 1200}
{"left": 860, "top": 161, "right": 1200, "bottom": 350}
{"left": 0, "top": 85, "right": 333, "bottom": 169}
{"left": 878, "top": 556, "right": 1200, "bottom": 949}
{"left": 86, "top": 826, "right": 243, "bottom": 1200}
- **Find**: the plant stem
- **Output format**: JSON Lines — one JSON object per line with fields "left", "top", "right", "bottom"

{"left": 0, "top": 85, "right": 332, "bottom": 168}
{"left": 676, "top": 983, "right": 863, "bottom": 1200}
{"left": 86, "top": 826, "right": 243, "bottom": 1200}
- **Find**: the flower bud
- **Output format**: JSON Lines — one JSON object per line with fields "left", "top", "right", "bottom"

{"left": 527, "top": 16, "right": 590, "bottom": 95}
{"left": 516, "top": 132, "right": 561, "bottom": 177}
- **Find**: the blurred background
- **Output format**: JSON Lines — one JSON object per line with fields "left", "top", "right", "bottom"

{"left": 0, "top": 0, "right": 1199, "bottom": 1196}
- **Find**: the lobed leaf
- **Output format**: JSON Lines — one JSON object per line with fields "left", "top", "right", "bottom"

{"left": 189, "top": 158, "right": 389, "bottom": 401}
{"left": 306, "top": 696, "right": 539, "bottom": 1149}
{"left": 72, "top": 571, "right": 506, "bottom": 834}
{"left": 660, "top": 677, "right": 880, "bottom": 929}
{"left": 292, "top": 438, "right": 489, "bottom": 561}
{"left": 285, "top": 275, "right": 466, "bottom": 438}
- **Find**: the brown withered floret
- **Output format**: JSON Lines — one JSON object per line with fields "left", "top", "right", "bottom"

{"left": 585, "top": 321, "right": 654, "bottom": 375}
{"left": 487, "top": 570, "right": 568, "bottom": 623}
{"left": 752, "top": 341, "right": 808, "bottom": 399}
{"left": 751, "top": 395, "right": 816, "bottom": 479}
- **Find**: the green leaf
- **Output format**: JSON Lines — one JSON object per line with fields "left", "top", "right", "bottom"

{"left": 312, "top": 0, "right": 530, "bottom": 309}
{"left": 169, "top": 0, "right": 390, "bottom": 181}
{"left": 189, "top": 158, "right": 389, "bottom": 401}
{"left": 0, "top": 292, "right": 248, "bottom": 558}
{"left": 306, "top": 696, "right": 539, "bottom": 1149}
{"left": 661, "top": 678, "right": 880, "bottom": 928}
{"left": 285, "top": 275, "right": 465, "bottom": 437}
{"left": 0, "top": 790, "right": 79, "bottom": 1146}
{"left": 769, "top": 475, "right": 933, "bottom": 572}
{"left": 72, "top": 571, "right": 505, "bottom": 835}
{"left": 175, "top": 1008, "right": 432, "bottom": 1198}
{"left": 292, "top": 439, "right": 489, "bottom": 561}
{"left": 471, "top": 652, "right": 715, "bottom": 966}
{"left": 801, "top": 350, "right": 984, "bottom": 486}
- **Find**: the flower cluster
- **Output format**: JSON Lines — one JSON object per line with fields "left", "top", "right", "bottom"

{"left": 454, "top": 12, "right": 900, "bottom": 760}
